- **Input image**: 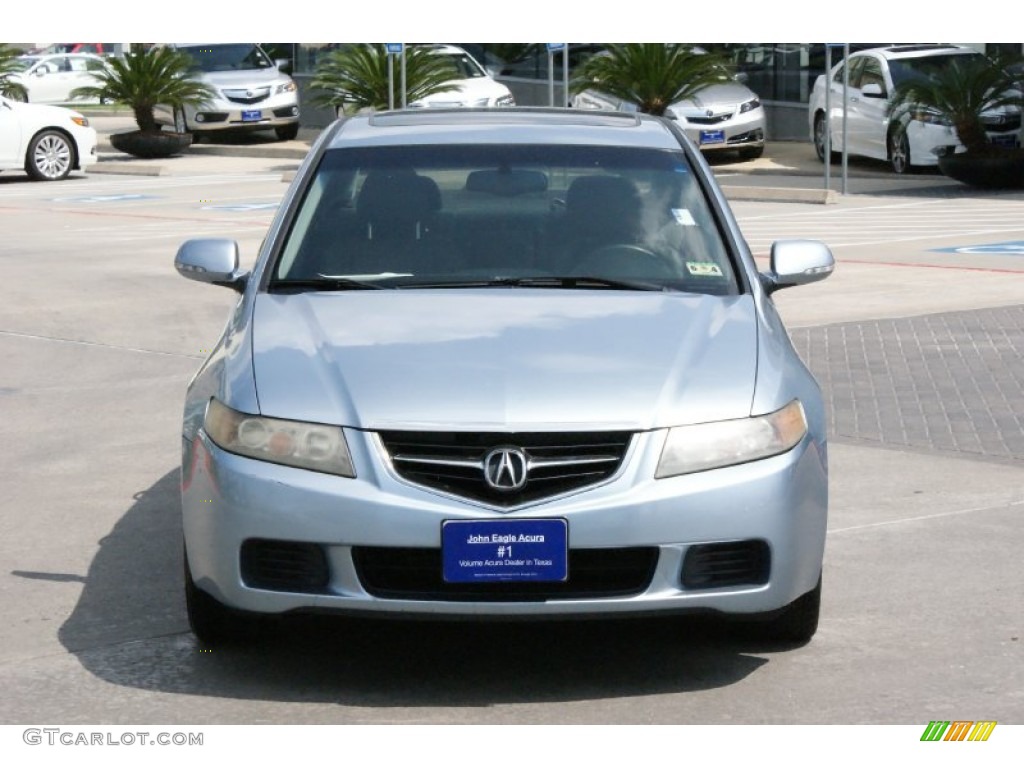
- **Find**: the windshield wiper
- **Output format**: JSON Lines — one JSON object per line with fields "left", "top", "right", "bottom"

{"left": 270, "top": 277, "right": 388, "bottom": 292}
{"left": 401, "top": 276, "right": 669, "bottom": 291}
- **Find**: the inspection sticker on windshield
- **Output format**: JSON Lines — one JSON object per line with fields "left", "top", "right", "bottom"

{"left": 686, "top": 261, "right": 723, "bottom": 277}
{"left": 671, "top": 208, "right": 696, "bottom": 226}
{"left": 442, "top": 519, "right": 568, "bottom": 583}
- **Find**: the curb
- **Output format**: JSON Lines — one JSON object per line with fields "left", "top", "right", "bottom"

{"left": 719, "top": 185, "right": 837, "bottom": 204}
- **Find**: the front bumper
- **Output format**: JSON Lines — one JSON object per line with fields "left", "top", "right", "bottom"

{"left": 678, "top": 108, "right": 766, "bottom": 152}
{"left": 182, "top": 427, "right": 827, "bottom": 619}
{"left": 907, "top": 120, "right": 1021, "bottom": 167}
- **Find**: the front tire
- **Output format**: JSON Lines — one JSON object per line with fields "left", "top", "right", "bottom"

{"left": 889, "top": 129, "right": 912, "bottom": 174}
{"left": 738, "top": 145, "right": 765, "bottom": 161}
{"left": 184, "top": 547, "right": 262, "bottom": 647}
{"left": 813, "top": 113, "right": 837, "bottom": 163}
{"left": 742, "top": 575, "right": 822, "bottom": 645}
{"left": 275, "top": 123, "right": 300, "bottom": 141}
{"left": 26, "top": 130, "right": 74, "bottom": 181}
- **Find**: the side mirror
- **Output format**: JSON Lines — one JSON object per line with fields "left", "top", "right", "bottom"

{"left": 761, "top": 240, "right": 834, "bottom": 294}
{"left": 861, "top": 82, "right": 886, "bottom": 98}
{"left": 275, "top": 58, "right": 293, "bottom": 75}
{"left": 175, "top": 239, "right": 248, "bottom": 292}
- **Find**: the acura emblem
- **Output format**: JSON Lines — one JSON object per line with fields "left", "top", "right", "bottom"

{"left": 483, "top": 447, "right": 529, "bottom": 491}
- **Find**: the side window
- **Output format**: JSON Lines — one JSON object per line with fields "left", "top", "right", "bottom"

{"left": 845, "top": 57, "right": 866, "bottom": 88}
{"left": 831, "top": 63, "right": 846, "bottom": 84}
{"left": 859, "top": 58, "right": 886, "bottom": 95}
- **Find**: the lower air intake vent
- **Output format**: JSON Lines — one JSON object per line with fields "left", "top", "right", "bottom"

{"left": 352, "top": 546, "right": 658, "bottom": 601}
{"left": 240, "top": 539, "right": 330, "bottom": 593}
{"left": 681, "top": 540, "right": 770, "bottom": 589}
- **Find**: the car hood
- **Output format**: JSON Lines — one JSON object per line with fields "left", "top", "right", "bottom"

{"left": 6, "top": 99, "right": 87, "bottom": 123}
{"left": 250, "top": 290, "right": 758, "bottom": 431}
{"left": 411, "top": 77, "right": 510, "bottom": 107}
{"left": 199, "top": 68, "right": 291, "bottom": 89}
{"left": 672, "top": 82, "right": 757, "bottom": 116}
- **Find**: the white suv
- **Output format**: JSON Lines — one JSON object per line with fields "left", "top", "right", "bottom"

{"left": 154, "top": 43, "right": 300, "bottom": 141}
{"left": 808, "top": 45, "right": 1022, "bottom": 173}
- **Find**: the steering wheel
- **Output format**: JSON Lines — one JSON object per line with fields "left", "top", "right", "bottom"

{"left": 573, "top": 243, "right": 678, "bottom": 278}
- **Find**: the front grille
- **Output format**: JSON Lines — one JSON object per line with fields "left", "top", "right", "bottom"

{"left": 223, "top": 87, "right": 271, "bottom": 105}
{"left": 681, "top": 540, "right": 770, "bottom": 589}
{"left": 240, "top": 539, "right": 330, "bottom": 593}
{"left": 983, "top": 114, "right": 1021, "bottom": 131}
{"left": 686, "top": 113, "right": 733, "bottom": 125}
{"left": 352, "top": 546, "right": 658, "bottom": 601}
{"left": 378, "top": 431, "right": 632, "bottom": 507}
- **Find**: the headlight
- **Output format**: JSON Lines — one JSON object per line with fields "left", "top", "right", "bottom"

{"left": 496, "top": 93, "right": 515, "bottom": 107}
{"left": 70, "top": 116, "right": 90, "bottom": 127}
{"left": 472, "top": 97, "right": 491, "bottom": 107}
{"left": 739, "top": 98, "right": 761, "bottom": 114}
{"left": 204, "top": 399, "right": 355, "bottom": 477}
{"left": 655, "top": 400, "right": 807, "bottom": 478}
{"left": 909, "top": 109, "right": 951, "bottom": 126}
{"left": 276, "top": 81, "right": 297, "bottom": 94}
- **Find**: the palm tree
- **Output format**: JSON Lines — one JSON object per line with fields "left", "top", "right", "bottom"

{"left": 887, "top": 51, "right": 1024, "bottom": 156}
{"left": 309, "top": 44, "right": 460, "bottom": 112}
{"left": 0, "top": 43, "right": 28, "bottom": 100}
{"left": 70, "top": 44, "right": 215, "bottom": 134}
{"left": 570, "top": 44, "right": 732, "bottom": 117}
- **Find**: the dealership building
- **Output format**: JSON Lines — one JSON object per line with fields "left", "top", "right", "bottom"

{"left": 281, "top": 43, "right": 1024, "bottom": 141}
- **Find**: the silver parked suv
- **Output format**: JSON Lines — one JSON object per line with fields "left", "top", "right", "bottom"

{"left": 176, "top": 108, "right": 834, "bottom": 647}
{"left": 154, "top": 43, "right": 300, "bottom": 141}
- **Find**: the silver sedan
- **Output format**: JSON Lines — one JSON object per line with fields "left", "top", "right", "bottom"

{"left": 176, "top": 108, "right": 833, "bottom": 647}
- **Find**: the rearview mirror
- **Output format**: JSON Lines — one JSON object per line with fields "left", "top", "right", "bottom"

{"left": 761, "top": 240, "right": 834, "bottom": 294}
{"left": 175, "top": 239, "right": 248, "bottom": 292}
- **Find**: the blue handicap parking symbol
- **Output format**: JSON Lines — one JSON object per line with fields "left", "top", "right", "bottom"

{"left": 932, "top": 240, "right": 1024, "bottom": 256}
{"left": 51, "top": 194, "right": 158, "bottom": 203}
{"left": 201, "top": 203, "right": 279, "bottom": 212}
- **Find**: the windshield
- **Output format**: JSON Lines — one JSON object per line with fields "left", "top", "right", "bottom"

{"left": 888, "top": 52, "right": 984, "bottom": 88}
{"left": 444, "top": 52, "right": 487, "bottom": 79}
{"left": 181, "top": 44, "right": 273, "bottom": 72}
{"left": 272, "top": 143, "right": 739, "bottom": 296}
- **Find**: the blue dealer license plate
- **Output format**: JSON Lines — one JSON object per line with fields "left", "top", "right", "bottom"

{"left": 700, "top": 129, "right": 725, "bottom": 145}
{"left": 241, "top": 110, "right": 262, "bottom": 122}
{"left": 442, "top": 519, "right": 568, "bottom": 583}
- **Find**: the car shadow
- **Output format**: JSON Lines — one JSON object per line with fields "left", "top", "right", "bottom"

{"left": 58, "top": 469, "right": 789, "bottom": 710}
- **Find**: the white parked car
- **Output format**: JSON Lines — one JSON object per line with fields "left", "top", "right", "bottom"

{"left": 0, "top": 95, "right": 97, "bottom": 180}
{"left": 571, "top": 48, "right": 766, "bottom": 161}
{"left": 152, "top": 43, "right": 301, "bottom": 141}
{"left": 5, "top": 53, "right": 107, "bottom": 104}
{"left": 808, "top": 44, "right": 1023, "bottom": 173}
{"left": 408, "top": 45, "right": 515, "bottom": 108}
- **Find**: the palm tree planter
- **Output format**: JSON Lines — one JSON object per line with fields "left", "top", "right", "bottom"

{"left": 937, "top": 148, "right": 1024, "bottom": 189}
{"left": 109, "top": 130, "right": 192, "bottom": 158}
{"left": 888, "top": 52, "right": 1024, "bottom": 189}
{"left": 71, "top": 45, "right": 216, "bottom": 159}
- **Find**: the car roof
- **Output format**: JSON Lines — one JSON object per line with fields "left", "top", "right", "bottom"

{"left": 856, "top": 44, "right": 976, "bottom": 60}
{"left": 328, "top": 108, "right": 682, "bottom": 150}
